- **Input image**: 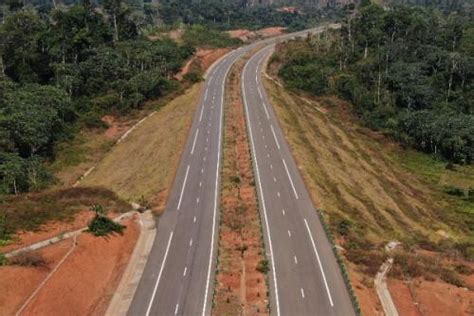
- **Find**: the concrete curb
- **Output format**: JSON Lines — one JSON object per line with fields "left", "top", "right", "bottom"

{"left": 5, "top": 211, "right": 136, "bottom": 258}
{"left": 105, "top": 210, "right": 157, "bottom": 316}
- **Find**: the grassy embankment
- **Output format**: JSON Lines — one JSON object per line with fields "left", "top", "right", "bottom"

{"left": 80, "top": 83, "right": 203, "bottom": 205}
{"left": 262, "top": 66, "right": 474, "bottom": 285}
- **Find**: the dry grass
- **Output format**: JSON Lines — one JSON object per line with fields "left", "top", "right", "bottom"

{"left": 81, "top": 83, "right": 203, "bottom": 204}
{"left": 0, "top": 187, "right": 130, "bottom": 234}
{"left": 263, "top": 77, "right": 473, "bottom": 247}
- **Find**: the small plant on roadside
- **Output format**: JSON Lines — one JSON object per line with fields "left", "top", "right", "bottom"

{"left": 256, "top": 259, "right": 270, "bottom": 274}
{"left": 0, "top": 214, "right": 11, "bottom": 244}
{"left": 137, "top": 195, "right": 152, "bottom": 210}
{"left": 10, "top": 252, "right": 46, "bottom": 267}
{"left": 0, "top": 253, "right": 7, "bottom": 266}
{"left": 230, "top": 175, "right": 240, "bottom": 184}
{"left": 88, "top": 204, "right": 125, "bottom": 237}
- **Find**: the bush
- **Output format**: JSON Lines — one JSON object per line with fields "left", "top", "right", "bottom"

{"left": 444, "top": 186, "right": 465, "bottom": 197}
{"left": 256, "top": 259, "right": 270, "bottom": 274}
{"left": 10, "top": 252, "right": 46, "bottom": 267}
{"left": 88, "top": 214, "right": 125, "bottom": 237}
{"left": 0, "top": 214, "right": 11, "bottom": 242}
{"left": 183, "top": 71, "right": 203, "bottom": 83}
{"left": 0, "top": 253, "right": 7, "bottom": 266}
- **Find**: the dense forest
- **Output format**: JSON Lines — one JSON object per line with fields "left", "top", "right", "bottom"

{"left": 0, "top": 1, "right": 236, "bottom": 195}
{"left": 275, "top": 4, "right": 473, "bottom": 163}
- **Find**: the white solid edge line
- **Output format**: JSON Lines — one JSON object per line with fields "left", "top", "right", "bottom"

{"left": 282, "top": 159, "right": 299, "bottom": 200}
{"left": 201, "top": 51, "right": 231, "bottom": 316}
{"left": 191, "top": 129, "right": 200, "bottom": 155}
{"left": 177, "top": 165, "right": 190, "bottom": 210}
{"left": 304, "top": 218, "right": 334, "bottom": 307}
{"left": 145, "top": 231, "right": 174, "bottom": 316}
{"left": 270, "top": 125, "right": 281, "bottom": 149}
{"left": 242, "top": 49, "right": 281, "bottom": 316}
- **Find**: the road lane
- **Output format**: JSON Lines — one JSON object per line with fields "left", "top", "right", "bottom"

{"left": 242, "top": 46, "right": 355, "bottom": 315}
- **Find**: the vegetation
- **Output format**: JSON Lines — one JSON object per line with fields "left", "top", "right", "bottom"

{"left": 182, "top": 25, "right": 241, "bottom": 48}
{"left": 9, "top": 252, "right": 46, "bottom": 267}
{"left": 262, "top": 67, "right": 473, "bottom": 288}
{"left": 274, "top": 4, "right": 473, "bottom": 164}
{"left": 156, "top": 1, "right": 345, "bottom": 31}
{"left": 0, "top": 1, "right": 197, "bottom": 195}
{"left": 256, "top": 259, "right": 270, "bottom": 274}
{"left": 0, "top": 187, "right": 130, "bottom": 241}
{"left": 88, "top": 213, "right": 125, "bottom": 236}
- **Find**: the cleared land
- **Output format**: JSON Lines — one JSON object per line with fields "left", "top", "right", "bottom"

{"left": 262, "top": 72, "right": 474, "bottom": 315}
{"left": 213, "top": 53, "right": 269, "bottom": 315}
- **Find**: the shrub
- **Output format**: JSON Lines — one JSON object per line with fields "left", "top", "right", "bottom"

{"left": 88, "top": 214, "right": 125, "bottom": 237}
{"left": 256, "top": 259, "right": 270, "bottom": 274}
{"left": 0, "top": 214, "right": 11, "bottom": 242}
{"left": 10, "top": 252, "right": 46, "bottom": 267}
{"left": 444, "top": 186, "right": 465, "bottom": 197}
{"left": 183, "top": 71, "right": 202, "bottom": 83}
{"left": 0, "top": 253, "right": 7, "bottom": 266}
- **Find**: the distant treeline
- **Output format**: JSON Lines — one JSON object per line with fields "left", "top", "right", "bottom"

{"left": 274, "top": 4, "right": 473, "bottom": 163}
{"left": 1, "top": 0, "right": 346, "bottom": 31}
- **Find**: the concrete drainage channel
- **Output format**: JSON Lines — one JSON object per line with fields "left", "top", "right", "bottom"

{"left": 375, "top": 241, "right": 401, "bottom": 316}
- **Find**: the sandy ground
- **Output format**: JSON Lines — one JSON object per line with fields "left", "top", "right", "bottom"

{"left": 389, "top": 278, "right": 474, "bottom": 316}
{"left": 228, "top": 27, "right": 286, "bottom": 42}
{"left": 213, "top": 54, "right": 269, "bottom": 315}
{"left": 0, "top": 217, "right": 139, "bottom": 316}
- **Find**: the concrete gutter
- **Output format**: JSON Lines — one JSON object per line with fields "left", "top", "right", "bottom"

{"left": 375, "top": 242, "right": 400, "bottom": 316}
{"left": 105, "top": 210, "right": 157, "bottom": 316}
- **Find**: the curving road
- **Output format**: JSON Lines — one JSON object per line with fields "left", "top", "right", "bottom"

{"left": 127, "top": 27, "right": 349, "bottom": 316}
{"left": 241, "top": 46, "right": 355, "bottom": 315}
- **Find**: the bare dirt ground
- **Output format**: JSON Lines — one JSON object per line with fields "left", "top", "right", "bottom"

{"left": 0, "top": 217, "right": 139, "bottom": 316}
{"left": 213, "top": 54, "right": 269, "bottom": 315}
{"left": 262, "top": 72, "right": 474, "bottom": 315}
{"left": 228, "top": 27, "right": 286, "bottom": 42}
{"left": 389, "top": 278, "right": 474, "bottom": 316}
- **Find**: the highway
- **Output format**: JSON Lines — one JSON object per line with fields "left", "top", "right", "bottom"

{"left": 127, "top": 26, "right": 352, "bottom": 316}
{"left": 241, "top": 46, "right": 355, "bottom": 315}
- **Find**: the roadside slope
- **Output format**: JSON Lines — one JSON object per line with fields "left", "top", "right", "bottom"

{"left": 262, "top": 74, "right": 474, "bottom": 315}
{"left": 81, "top": 83, "right": 202, "bottom": 207}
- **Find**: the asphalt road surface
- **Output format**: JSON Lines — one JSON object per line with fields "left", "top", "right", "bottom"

{"left": 127, "top": 27, "right": 350, "bottom": 316}
{"left": 241, "top": 46, "right": 355, "bottom": 316}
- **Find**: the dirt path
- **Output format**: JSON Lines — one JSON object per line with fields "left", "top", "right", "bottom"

{"left": 212, "top": 53, "right": 269, "bottom": 315}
